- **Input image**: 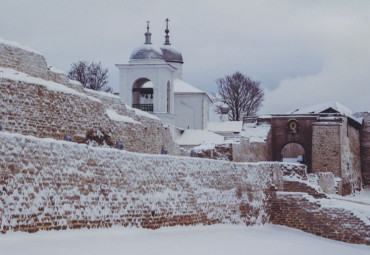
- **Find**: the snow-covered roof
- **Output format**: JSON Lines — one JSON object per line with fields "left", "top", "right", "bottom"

{"left": 175, "top": 129, "right": 225, "bottom": 146}
{"left": 240, "top": 123, "right": 271, "bottom": 142}
{"left": 173, "top": 79, "right": 204, "bottom": 94}
{"left": 289, "top": 101, "right": 362, "bottom": 124}
{"left": 207, "top": 121, "right": 243, "bottom": 133}
{"left": 290, "top": 101, "right": 353, "bottom": 116}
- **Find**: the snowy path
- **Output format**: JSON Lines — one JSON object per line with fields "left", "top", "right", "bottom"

{"left": 0, "top": 224, "right": 369, "bottom": 255}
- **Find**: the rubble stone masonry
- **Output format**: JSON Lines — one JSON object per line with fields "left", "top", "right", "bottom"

{"left": 0, "top": 41, "right": 180, "bottom": 155}
{"left": 354, "top": 112, "right": 370, "bottom": 187}
{"left": 312, "top": 119, "right": 362, "bottom": 195}
{"left": 0, "top": 132, "right": 279, "bottom": 234}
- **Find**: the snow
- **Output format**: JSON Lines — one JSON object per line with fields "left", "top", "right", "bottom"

{"left": 175, "top": 129, "right": 225, "bottom": 146}
{"left": 290, "top": 101, "right": 362, "bottom": 123}
{"left": 125, "top": 105, "right": 161, "bottom": 121}
{"left": 290, "top": 101, "right": 353, "bottom": 115}
{"left": 48, "top": 66, "right": 66, "bottom": 74}
{"left": 0, "top": 37, "right": 42, "bottom": 55}
{"left": 207, "top": 121, "right": 243, "bottom": 133}
{"left": 161, "top": 44, "right": 182, "bottom": 55}
{"left": 173, "top": 78, "right": 204, "bottom": 93}
{"left": 0, "top": 224, "right": 369, "bottom": 255}
{"left": 130, "top": 44, "right": 165, "bottom": 60}
{"left": 105, "top": 109, "right": 141, "bottom": 125}
{"left": 69, "top": 79, "right": 82, "bottom": 86}
{"left": 320, "top": 197, "right": 370, "bottom": 226}
{"left": 332, "top": 188, "right": 370, "bottom": 204}
{"left": 0, "top": 67, "right": 101, "bottom": 103}
{"left": 84, "top": 88, "right": 121, "bottom": 99}
{"left": 240, "top": 123, "right": 271, "bottom": 142}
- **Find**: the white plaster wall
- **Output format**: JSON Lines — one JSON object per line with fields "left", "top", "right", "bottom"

{"left": 174, "top": 93, "right": 210, "bottom": 130}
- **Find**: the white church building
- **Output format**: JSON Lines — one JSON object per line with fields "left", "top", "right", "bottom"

{"left": 116, "top": 21, "right": 211, "bottom": 134}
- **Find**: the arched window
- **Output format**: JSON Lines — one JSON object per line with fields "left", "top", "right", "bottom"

{"left": 167, "top": 81, "right": 171, "bottom": 113}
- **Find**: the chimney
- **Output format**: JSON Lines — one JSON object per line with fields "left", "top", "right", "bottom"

{"left": 220, "top": 105, "right": 230, "bottom": 122}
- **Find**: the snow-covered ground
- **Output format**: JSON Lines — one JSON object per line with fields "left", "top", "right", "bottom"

{"left": 0, "top": 225, "right": 369, "bottom": 255}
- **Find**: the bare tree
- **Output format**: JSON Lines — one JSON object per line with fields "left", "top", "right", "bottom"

{"left": 213, "top": 72, "right": 264, "bottom": 121}
{"left": 68, "top": 61, "right": 112, "bottom": 93}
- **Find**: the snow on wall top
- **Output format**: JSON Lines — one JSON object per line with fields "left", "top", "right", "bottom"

{"left": 49, "top": 66, "right": 66, "bottom": 74}
{"left": 175, "top": 129, "right": 225, "bottom": 146}
{"left": 0, "top": 37, "right": 42, "bottom": 55}
{"left": 84, "top": 88, "right": 121, "bottom": 99}
{"left": 0, "top": 67, "right": 101, "bottom": 103}
{"left": 125, "top": 105, "right": 161, "bottom": 121}
{"left": 105, "top": 109, "right": 141, "bottom": 125}
{"left": 174, "top": 79, "right": 204, "bottom": 94}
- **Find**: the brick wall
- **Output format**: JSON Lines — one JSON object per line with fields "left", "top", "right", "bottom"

{"left": 271, "top": 192, "right": 370, "bottom": 245}
{"left": 0, "top": 132, "right": 279, "bottom": 233}
{"left": 271, "top": 163, "right": 370, "bottom": 246}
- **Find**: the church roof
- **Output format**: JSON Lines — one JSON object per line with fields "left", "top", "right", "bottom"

{"left": 173, "top": 79, "right": 204, "bottom": 94}
{"left": 161, "top": 45, "right": 183, "bottom": 63}
{"left": 129, "top": 20, "right": 183, "bottom": 64}
{"left": 130, "top": 44, "right": 165, "bottom": 62}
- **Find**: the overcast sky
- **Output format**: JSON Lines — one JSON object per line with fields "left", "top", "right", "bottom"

{"left": 1, "top": 0, "right": 369, "bottom": 114}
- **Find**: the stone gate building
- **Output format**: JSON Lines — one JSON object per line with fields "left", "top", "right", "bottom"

{"left": 259, "top": 102, "right": 363, "bottom": 194}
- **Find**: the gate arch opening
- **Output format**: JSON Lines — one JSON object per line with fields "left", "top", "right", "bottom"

{"left": 281, "top": 143, "right": 305, "bottom": 164}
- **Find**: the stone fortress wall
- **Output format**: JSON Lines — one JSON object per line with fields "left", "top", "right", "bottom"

{"left": 0, "top": 132, "right": 369, "bottom": 245}
{"left": 0, "top": 41, "right": 180, "bottom": 155}
{"left": 1, "top": 40, "right": 369, "bottom": 245}
{"left": 0, "top": 132, "right": 278, "bottom": 233}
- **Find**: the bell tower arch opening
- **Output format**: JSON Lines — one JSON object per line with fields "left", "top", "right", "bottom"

{"left": 132, "top": 78, "right": 154, "bottom": 112}
{"left": 281, "top": 142, "right": 305, "bottom": 164}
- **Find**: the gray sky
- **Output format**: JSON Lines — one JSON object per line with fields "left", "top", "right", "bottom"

{"left": 1, "top": 0, "right": 370, "bottom": 114}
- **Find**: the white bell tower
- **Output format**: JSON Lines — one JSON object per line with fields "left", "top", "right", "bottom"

{"left": 116, "top": 20, "right": 184, "bottom": 132}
